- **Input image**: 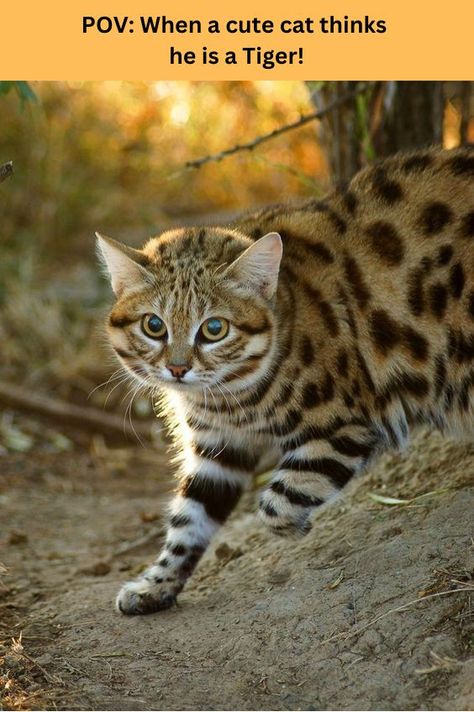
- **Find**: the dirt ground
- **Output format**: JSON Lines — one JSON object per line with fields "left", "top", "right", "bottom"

{"left": 1, "top": 420, "right": 473, "bottom": 711}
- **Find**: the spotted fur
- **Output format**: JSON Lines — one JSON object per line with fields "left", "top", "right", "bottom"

{"left": 96, "top": 146, "right": 474, "bottom": 615}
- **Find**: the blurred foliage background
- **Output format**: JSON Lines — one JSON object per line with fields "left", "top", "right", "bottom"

{"left": 0, "top": 80, "right": 472, "bottom": 452}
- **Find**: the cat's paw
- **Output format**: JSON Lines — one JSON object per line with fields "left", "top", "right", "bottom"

{"left": 258, "top": 487, "right": 313, "bottom": 537}
{"left": 116, "top": 576, "right": 181, "bottom": 615}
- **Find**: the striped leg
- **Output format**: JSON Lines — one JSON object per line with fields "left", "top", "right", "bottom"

{"left": 116, "top": 440, "right": 257, "bottom": 615}
{"left": 259, "top": 423, "right": 379, "bottom": 535}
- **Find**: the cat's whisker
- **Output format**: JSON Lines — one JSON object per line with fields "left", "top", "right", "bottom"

{"left": 87, "top": 367, "right": 127, "bottom": 400}
{"left": 119, "top": 370, "right": 148, "bottom": 405}
{"left": 103, "top": 371, "right": 137, "bottom": 407}
{"left": 215, "top": 379, "right": 250, "bottom": 428}
{"left": 123, "top": 378, "right": 151, "bottom": 448}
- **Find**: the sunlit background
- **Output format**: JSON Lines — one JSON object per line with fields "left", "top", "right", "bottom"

{"left": 0, "top": 80, "right": 472, "bottom": 453}
{"left": 0, "top": 81, "right": 325, "bottom": 410}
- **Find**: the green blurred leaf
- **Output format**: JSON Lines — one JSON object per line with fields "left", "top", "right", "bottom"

{"left": 15, "top": 81, "right": 37, "bottom": 104}
{"left": 0, "top": 81, "right": 37, "bottom": 105}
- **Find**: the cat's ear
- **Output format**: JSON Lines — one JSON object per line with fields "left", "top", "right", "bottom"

{"left": 96, "top": 232, "right": 152, "bottom": 296}
{"left": 224, "top": 232, "right": 283, "bottom": 299}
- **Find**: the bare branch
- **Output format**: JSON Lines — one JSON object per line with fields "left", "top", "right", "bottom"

{"left": 0, "top": 161, "right": 13, "bottom": 183}
{"left": 183, "top": 85, "right": 370, "bottom": 171}
{"left": 0, "top": 381, "right": 154, "bottom": 442}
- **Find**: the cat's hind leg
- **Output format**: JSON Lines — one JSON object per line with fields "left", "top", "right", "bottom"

{"left": 259, "top": 423, "right": 379, "bottom": 535}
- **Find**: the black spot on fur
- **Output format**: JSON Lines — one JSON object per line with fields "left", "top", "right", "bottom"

{"left": 281, "top": 418, "right": 347, "bottom": 451}
{"left": 420, "top": 202, "right": 453, "bottom": 235}
{"left": 369, "top": 311, "right": 428, "bottom": 362}
{"left": 317, "top": 299, "right": 340, "bottom": 337}
{"left": 180, "top": 477, "right": 242, "bottom": 523}
{"left": 449, "top": 262, "right": 465, "bottom": 299}
{"left": 302, "top": 383, "right": 320, "bottom": 409}
{"left": 170, "top": 514, "right": 191, "bottom": 528}
{"left": 321, "top": 373, "right": 335, "bottom": 402}
{"left": 459, "top": 380, "right": 471, "bottom": 412}
{"left": 369, "top": 310, "right": 400, "bottom": 354}
{"left": 261, "top": 501, "right": 278, "bottom": 517}
{"left": 327, "top": 210, "right": 347, "bottom": 235}
{"left": 397, "top": 372, "right": 430, "bottom": 397}
{"left": 178, "top": 546, "right": 206, "bottom": 578}
{"left": 376, "top": 372, "right": 429, "bottom": 407}
{"left": 343, "top": 392, "right": 355, "bottom": 408}
{"left": 371, "top": 167, "right": 403, "bottom": 205}
{"left": 459, "top": 211, "right": 474, "bottom": 238}
{"left": 170, "top": 544, "right": 187, "bottom": 557}
{"left": 343, "top": 255, "right": 371, "bottom": 309}
{"left": 436, "top": 245, "right": 454, "bottom": 266}
{"left": 197, "top": 443, "right": 257, "bottom": 472}
{"left": 158, "top": 558, "right": 169, "bottom": 567}
{"left": 448, "top": 329, "right": 474, "bottom": 363}
{"left": 272, "top": 409, "right": 303, "bottom": 436}
{"left": 407, "top": 268, "right": 425, "bottom": 316}
{"left": 240, "top": 332, "right": 292, "bottom": 407}
{"left": 270, "top": 480, "right": 324, "bottom": 508}
{"left": 300, "top": 335, "right": 314, "bottom": 365}
{"left": 306, "top": 201, "right": 346, "bottom": 234}
{"left": 336, "top": 349, "right": 349, "bottom": 378}
{"left": 468, "top": 292, "right": 474, "bottom": 319}
{"left": 355, "top": 347, "right": 376, "bottom": 392}
{"left": 428, "top": 283, "right": 448, "bottom": 319}
{"left": 434, "top": 355, "right": 447, "bottom": 398}
{"left": 402, "top": 154, "right": 433, "bottom": 173}
{"left": 447, "top": 154, "right": 474, "bottom": 177}
{"left": 272, "top": 382, "right": 295, "bottom": 408}
{"left": 307, "top": 199, "right": 329, "bottom": 213}
{"left": 365, "top": 221, "right": 404, "bottom": 265}
{"left": 302, "top": 282, "right": 340, "bottom": 337}
{"left": 420, "top": 256, "right": 433, "bottom": 273}
{"left": 329, "top": 436, "right": 373, "bottom": 459}
{"left": 341, "top": 188, "right": 358, "bottom": 215}
{"left": 279, "top": 457, "right": 354, "bottom": 489}
{"left": 306, "top": 241, "right": 335, "bottom": 263}
{"left": 403, "top": 326, "right": 429, "bottom": 361}
{"left": 445, "top": 384, "right": 455, "bottom": 410}
{"left": 176, "top": 235, "right": 192, "bottom": 256}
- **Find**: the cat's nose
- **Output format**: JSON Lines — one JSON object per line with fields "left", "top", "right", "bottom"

{"left": 167, "top": 363, "right": 190, "bottom": 379}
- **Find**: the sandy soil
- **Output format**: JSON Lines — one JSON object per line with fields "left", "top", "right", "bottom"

{"left": 1, "top": 425, "right": 473, "bottom": 711}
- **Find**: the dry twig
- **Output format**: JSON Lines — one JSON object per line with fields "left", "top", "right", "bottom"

{"left": 0, "top": 381, "right": 153, "bottom": 441}
{"left": 0, "top": 161, "right": 13, "bottom": 183}
{"left": 183, "top": 85, "right": 370, "bottom": 171}
{"left": 323, "top": 582, "right": 474, "bottom": 645}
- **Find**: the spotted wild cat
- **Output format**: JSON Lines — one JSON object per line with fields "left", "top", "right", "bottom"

{"left": 96, "top": 146, "right": 474, "bottom": 615}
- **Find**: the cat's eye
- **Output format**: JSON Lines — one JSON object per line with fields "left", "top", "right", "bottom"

{"left": 141, "top": 313, "right": 167, "bottom": 339}
{"left": 199, "top": 317, "right": 229, "bottom": 343}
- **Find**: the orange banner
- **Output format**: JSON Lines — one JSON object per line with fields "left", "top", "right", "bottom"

{"left": 1, "top": 0, "right": 473, "bottom": 79}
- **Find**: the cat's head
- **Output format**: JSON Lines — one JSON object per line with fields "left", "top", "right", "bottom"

{"left": 97, "top": 227, "right": 282, "bottom": 394}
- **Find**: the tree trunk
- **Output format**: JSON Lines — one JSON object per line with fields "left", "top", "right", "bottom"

{"left": 307, "top": 81, "right": 473, "bottom": 184}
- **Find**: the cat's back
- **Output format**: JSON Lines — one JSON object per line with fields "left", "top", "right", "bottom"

{"left": 238, "top": 147, "right": 474, "bottom": 327}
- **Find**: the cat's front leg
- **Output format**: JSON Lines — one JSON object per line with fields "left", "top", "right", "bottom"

{"left": 116, "top": 440, "right": 256, "bottom": 615}
{"left": 259, "top": 423, "right": 379, "bottom": 535}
